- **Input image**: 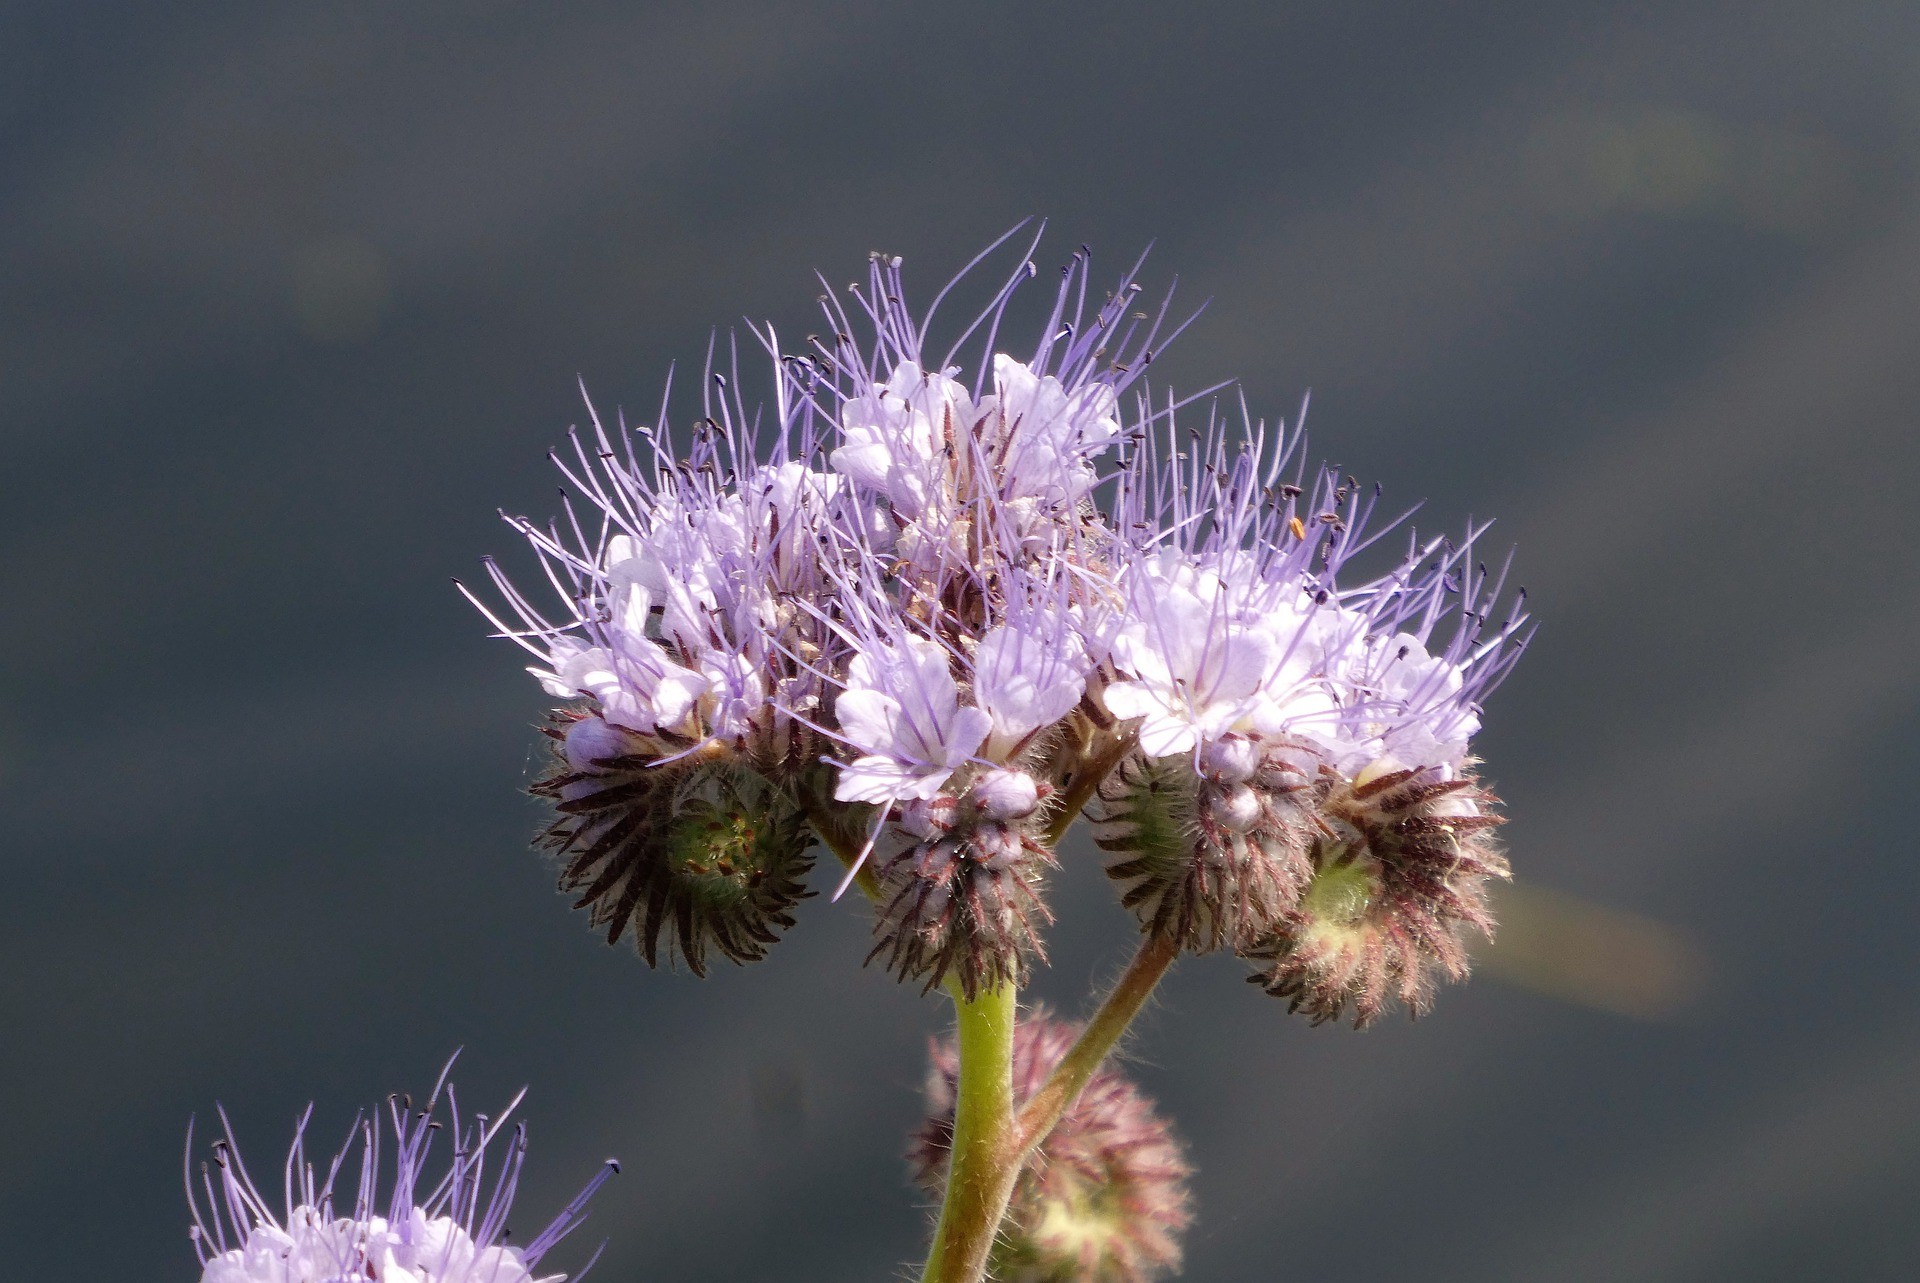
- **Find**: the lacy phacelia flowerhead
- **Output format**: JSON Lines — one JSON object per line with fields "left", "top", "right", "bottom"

{"left": 910, "top": 1012, "right": 1192, "bottom": 1283}
{"left": 1086, "top": 411, "right": 1527, "bottom": 968}
{"left": 187, "top": 1064, "right": 616, "bottom": 1283}
{"left": 1228, "top": 542, "right": 1525, "bottom": 1023}
{"left": 471, "top": 227, "right": 1529, "bottom": 1009}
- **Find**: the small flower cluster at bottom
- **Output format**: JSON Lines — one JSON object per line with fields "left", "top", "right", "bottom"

{"left": 187, "top": 1062, "right": 616, "bottom": 1283}
{"left": 910, "top": 1012, "right": 1192, "bottom": 1283}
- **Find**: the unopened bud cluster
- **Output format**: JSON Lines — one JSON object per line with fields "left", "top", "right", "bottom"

{"left": 1091, "top": 733, "right": 1320, "bottom": 954}
{"left": 870, "top": 775, "right": 1058, "bottom": 997}
{"left": 474, "top": 236, "right": 1528, "bottom": 1027}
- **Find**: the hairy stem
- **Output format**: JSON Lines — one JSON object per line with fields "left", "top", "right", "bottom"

{"left": 1043, "top": 727, "right": 1136, "bottom": 847}
{"left": 1015, "top": 932, "right": 1179, "bottom": 1155}
{"left": 920, "top": 980, "right": 1022, "bottom": 1283}
{"left": 796, "top": 793, "right": 882, "bottom": 902}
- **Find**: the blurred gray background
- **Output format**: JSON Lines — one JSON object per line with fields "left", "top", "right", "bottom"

{"left": 4, "top": 3, "right": 1918, "bottom": 1279}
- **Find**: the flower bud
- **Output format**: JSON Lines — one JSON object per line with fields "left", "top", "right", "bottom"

{"left": 910, "top": 1013, "right": 1192, "bottom": 1283}
{"left": 1088, "top": 736, "right": 1324, "bottom": 954}
{"left": 1244, "top": 762, "right": 1508, "bottom": 1026}
{"left": 562, "top": 713, "right": 643, "bottom": 772}
{"left": 869, "top": 805, "right": 1054, "bottom": 998}
{"left": 534, "top": 712, "right": 813, "bottom": 975}
{"left": 1204, "top": 783, "right": 1262, "bottom": 832}
{"left": 974, "top": 767, "right": 1042, "bottom": 821}
{"left": 899, "top": 793, "right": 959, "bottom": 839}
{"left": 1198, "top": 734, "right": 1259, "bottom": 784}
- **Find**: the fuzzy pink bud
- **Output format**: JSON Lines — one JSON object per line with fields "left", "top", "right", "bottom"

{"left": 1199, "top": 735, "right": 1259, "bottom": 784}
{"left": 974, "top": 768, "right": 1041, "bottom": 820}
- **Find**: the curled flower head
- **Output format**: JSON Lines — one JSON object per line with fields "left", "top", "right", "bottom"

{"left": 535, "top": 713, "right": 815, "bottom": 975}
{"left": 1086, "top": 389, "right": 1529, "bottom": 971}
{"left": 910, "top": 1012, "right": 1192, "bottom": 1283}
{"left": 187, "top": 1061, "right": 616, "bottom": 1283}
{"left": 467, "top": 351, "right": 850, "bottom": 778}
{"left": 1245, "top": 761, "right": 1509, "bottom": 1026}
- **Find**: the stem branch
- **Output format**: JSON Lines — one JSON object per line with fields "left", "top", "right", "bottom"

{"left": 797, "top": 793, "right": 882, "bottom": 902}
{"left": 1044, "top": 727, "right": 1136, "bottom": 848}
{"left": 1015, "top": 932, "right": 1179, "bottom": 1155}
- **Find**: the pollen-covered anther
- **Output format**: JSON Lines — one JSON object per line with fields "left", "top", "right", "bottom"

{"left": 1088, "top": 735, "right": 1323, "bottom": 954}
{"left": 1243, "top": 762, "right": 1509, "bottom": 1027}
{"left": 910, "top": 1012, "right": 1192, "bottom": 1283}
{"left": 869, "top": 801, "right": 1055, "bottom": 998}
{"left": 534, "top": 710, "right": 814, "bottom": 976}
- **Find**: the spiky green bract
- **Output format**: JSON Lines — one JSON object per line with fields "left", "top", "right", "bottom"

{"left": 1243, "top": 763, "right": 1507, "bottom": 1027}
{"left": 870, "top": 800, "right": 1055, "bottom": 999}
{"left": 533, "top": 712, "right": 813, "bottom": 975}
{"left": 910, "top": 1012, "right": 1192, "bottom": 1283}
{"left": 1087, "top": 736, "right": 1322, "bottom": 954}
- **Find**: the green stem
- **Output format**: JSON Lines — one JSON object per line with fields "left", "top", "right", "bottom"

{"left": 1015, "top": 932, "right": 1179, "bottom": 1156}
{"left": 796, "top": 793, "right": 883, "bottom": 902}
{"left": 1043, "top": 727, "right": 1135, "bottom": 848}
{"left": 920, "top": 980, "right": 1021, "bottom": 1283}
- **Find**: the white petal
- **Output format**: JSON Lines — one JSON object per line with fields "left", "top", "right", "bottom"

{"left": 976, "top": 624, "right": 1088, "bottom": 750}
{"left": 1136, "top": 714, "right": 1199, "bottom": 759}
{"left": 939, "top": 705, "right": 994, "bottom": 767}
{"left": 833, "top": 755, "right": 951, "bottom": 804}
{"left": 1100, "top": 679, "right": 1165, "bottom": 725}
{"left": 834, "top": 688, "right": 903, "bottom": 758}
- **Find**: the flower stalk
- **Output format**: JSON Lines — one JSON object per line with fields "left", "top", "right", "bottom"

{"left": 1016, "top": 932, "right": 1179, "bottom": 1155}
{"left": 919, "top": 932, "right": 1181, "bottom": 1283}
{"left": 1044, "top": 727, "right": 1138, "bottom": 848}
{"left": 921, "top": 979, "right": 1023, "bottom": 1283}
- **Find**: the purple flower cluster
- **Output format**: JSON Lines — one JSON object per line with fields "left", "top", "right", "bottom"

{"left": 473, "top": 228, "right": 1529, "bottom": 1017}
{"left": 186, "top": 1061, "right": 615, "bottom": 1283}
